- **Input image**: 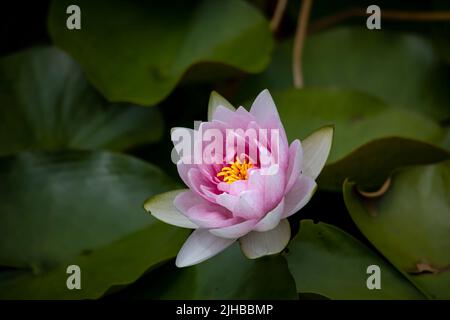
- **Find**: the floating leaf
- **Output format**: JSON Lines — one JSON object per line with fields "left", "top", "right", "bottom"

{"left": 285, "top": 220, "right": 425, "bottom": 299}
{"left": 113, "top": 243, "right": 298, "bottom": 299}
{"left": 0, "top": 47, "right": 163, "bottom": 156}
{"left": 238, "top": 27, "right": 450, "bottom": 121}
{"left": 48, "top": 0, "right": 273, "bottom": 105}
{"left": 0, "top": 222, "right": 188, "bottom": 299}
{"left": 321, "top": 137, "right": 449, "bottom": 190}
{"left": 0, "top": 151, "right": 177, "bottom": 269}
{"left": 272, "top": 88, "right": 447, "bottom": 190}
{"left": 344, "top": 161, "right": 450, "bottom": 299}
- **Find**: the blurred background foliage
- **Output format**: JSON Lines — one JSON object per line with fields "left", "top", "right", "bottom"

{"left": 0, "top": 0, "right": 449, "bottom": 299}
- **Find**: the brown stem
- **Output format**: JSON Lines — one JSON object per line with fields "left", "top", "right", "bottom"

{"left": 293, "top": 0, "right": 313, "bottom": 88}
{"left": 357, "top": 178, "right": 391, "bottom": 198}
{"left": 270, "top": 0, "right": 288, "bottom": 33}
{"left": 310, "top": 7, "right": 450, "bottom": 33}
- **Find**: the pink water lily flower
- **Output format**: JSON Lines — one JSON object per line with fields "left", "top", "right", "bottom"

{"left": 145, "top": 89, "right": 333, "bottom": 267}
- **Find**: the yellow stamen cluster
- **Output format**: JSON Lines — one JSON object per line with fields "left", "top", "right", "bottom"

{"left": 217, "top": 157, "right": 253, "bottom": 184}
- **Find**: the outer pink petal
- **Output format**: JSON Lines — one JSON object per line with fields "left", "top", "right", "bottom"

{"left": 249, "top": 89, "right": 288, "bottom": 144}
{"left": 209, "top": 219, "right": 258, "bottom": 239}
{"left": 249, "top": 90, "right": 282, "bottom": 129}
{"left": 246, "top": 169, "right": 284, "bottom": 215}
{"left": 187, "top": 168, "right": 218, "bottom": 203}
{"left": 217, "top": 190, "right": 264, "bottom": 220}
{"left": 233, "top": 190, "right": 264, "bottom": 219}
{"left": 212, "top": 105, "right": 238, "bottom": 123}
{"left": 216, "top": 192, "right": 238, "bottom": 213}
{"left": 261, "top": 167, "right": 286, "bottom": 213}
{"left": 282, "top": 175, "right": 317, "bottom": 218}
{"left": 186, "top": 204, "right": 239, "bottom": 228}
{"left": 212, "top": 105, "right": 254, "bottom": 129}
{"left": 173, "top": 190, "right": 203, "bottom": 214}
{"left": 285, "top": 139, "right": 303, "bottom": 193}
{"left": 174, "top": 191, "right": 235, "bottom": 228}
{"left": 227, "top": 180, "right": 249, "bottom": 195}
{"left": 253, "top": 197, "right": 285, "bottom": 232}
{"left": 176, "top": 158, "right": 195, "bottom": 189}
{"left": 174, "top": 124, "right": 222, "bottom": 191}
{"left": 175, "top": 229, "right": 235, "bottom": 267}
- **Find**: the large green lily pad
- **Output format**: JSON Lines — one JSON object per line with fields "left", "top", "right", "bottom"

{"left": 113, "top": 243, "right": 298, "bottom": 300}
{"left": 48, "top": 0, "right": 273, "bottom": 105}
{"left": 344, "top": 161, "right": 450, "bottom": 299}
{"left": 238, "top": 27, "right": 450, "bottom": 121}
{"left": 320, "top": 137, "right": 450, "bottom": 190}
{"left": 0, "top": 151, "right": 177, "bottom": 269}
{"left": 272, "top": 88, "right": 448, "bottom": 190}
{"left": 0, "top": 46, "right": 163, "bottom": 156}
{"left": 0, "top": 221, "right": 188, "bottom": 299}
{"left": 285, "top": 220, "right": 425, "bottom": 299}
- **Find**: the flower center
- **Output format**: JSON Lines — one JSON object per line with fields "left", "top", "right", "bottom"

{"left": 217, "top": 157, "right": 253, "bottom": 184}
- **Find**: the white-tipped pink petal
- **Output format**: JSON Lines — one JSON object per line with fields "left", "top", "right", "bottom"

{"left": 249, "top": 89, "right": 282, "bottom": 129}
{"left": 227, "top": 180, "right": 248, "bottom": 195}
{"left": 253, "top": 198, "right": 285, "bottom": 232}
{"left": 144, "top": 189, "right": 198, "bottom": 229}
{"left": 234, "top": 190, "right": 264, "bottom": 219}
{"left": 285, "top": 139, "right": 302, "bottom": 193}
{"left": 186, "top": 204, "right": 238, "bottom": 228}
{"left": 282, "top": 175, "right": 317, "bottom": 219}
{"left": 172, "top": 127, "right": 196, "bottom": 188}
{"left": 216, "top": 192, "right": 238, "bottom": 212}
{"left": 213, "top": 105, "right": 255, "bottom": 130}
{"left": 175, "top": 229, "right": 236, "bottom": 268}
{"left": 240, "top": 219, "right": 291, "bottom": 259}
{"left": 260, "top": 166, "right": 286, "bottom": 212}
{"left": 209, "top": 219, "right": 257, "bottom": 239}
{"left": 212, "top": 105, "right": 238, "bottom": 124}
{"left": 187, "top": 168, "right": 217, "bottom": 203}
{"left": 174, "top": 191, "right": 236, "bottom": 228}
{"left": 302, "top": 126, "right": 334, "bottom": 180}
{"left": 217, "top": 190, "right": 263, "bottom": 220}
{"left": 247, "top": 169, "right": 285, "bottom": 216}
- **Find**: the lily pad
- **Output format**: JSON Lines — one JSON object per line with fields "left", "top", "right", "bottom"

{"left": 0, "top": 46, "right": 163, "bottom": 156}
{"left": 344, "top": 161, "right": 450, "bottom": 299}
{"left": 320, "top": 137, "right": 450, "bottom": 190}
{"left": 113, "top": 243, "right": 298, "bottom": 299}
{"left": 48, "top": 0, "right": 273, "bottom": 105}
{"left": 285, "top": 220, "right": 425, "bottom": 299}
{"left": 238, "top": 27, "right": 450, "bottom": 121}
{"left": 0, "top": 151, "right": 178, "bottom": 269}
{"left": 0, "top": 221, "right": 188, "bottom": 299}
{"left": 272, "top": 88, "right": 448, "bottom": 190}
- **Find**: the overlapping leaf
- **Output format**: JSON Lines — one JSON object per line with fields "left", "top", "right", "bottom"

{"left": 344, "top": 161, "right": 450, "bottom": 299}
{"left": 272, "top": 88, "right": 448, "bottom": 190}
{"left": 113, "top": 244, "right": 298, "bottom": 300}
{"left": 0, "top": 151, "right": 180, "bottom": 271}
{"left": 285, "top": 220, "right": 425, "bottom": 299}
{"left": 238, "top": 27, "right": 450, "bottom": 121}
{"left": 0, "top": 221, "right": 187, "bottom": 299}
{"left": 0, "top": 47, "right": 163, "bottom": 156}
{"left": 48, "top": 0, "right": 273, "bottom": 105}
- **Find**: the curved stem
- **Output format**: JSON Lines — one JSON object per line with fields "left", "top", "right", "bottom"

{"left": 310, "top": 8, "right": 450, "bottom": 33}
{"left": 270, "top": 0, "right": 288, "bottom": 33}
{"left": 293, "top": 0, "right": 313, "bottom": 88}
{"left": 357, "top": 178, "right": 391, "bottom": 198}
